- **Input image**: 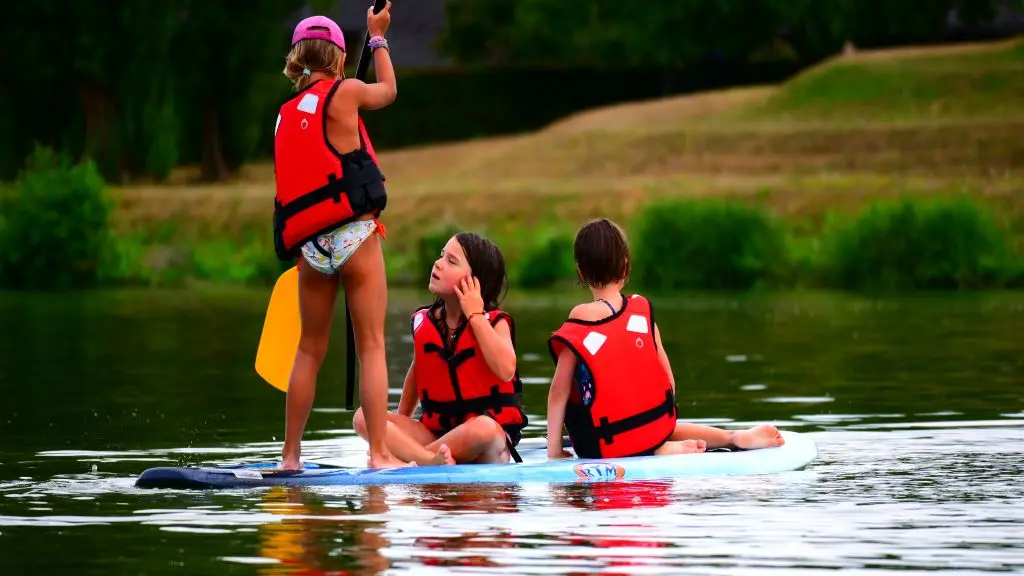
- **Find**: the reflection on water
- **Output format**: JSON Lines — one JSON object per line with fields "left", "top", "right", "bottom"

{"left": 255, "top": 486, "right": 392, "bottom": 575}
{"left": 0, "top": 289, "right": 1022, "bottom": 574}
{"left": 550, "top": 479, "right": 677, "bottom": 511}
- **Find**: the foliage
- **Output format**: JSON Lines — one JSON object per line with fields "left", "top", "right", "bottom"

{"left": 819, "top": 196, "right": 1017, "bottom": 291}
{"left": 439, "top": 0, "right": 1020, "bottom": 68}
{"left": 515, "top": 230, "right": 576, "bottom": 289}
{"left": 0, "top": 146, "right": 114, "bottom": 289}
{"left": 631, "top": 199, "right": 788, "bottom": 291}
{"left": 2, "top": 0, "right": 1017, "bottom": 182}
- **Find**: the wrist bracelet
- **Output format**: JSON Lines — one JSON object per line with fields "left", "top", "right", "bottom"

{"left": 468, "top": 311, "right": 486, "bottom": 322}
{"left": 368, "top": 35, "right": 389, "bottom": 52}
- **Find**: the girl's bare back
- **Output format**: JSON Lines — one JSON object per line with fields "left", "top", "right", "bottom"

{"left": 325, "top": 83, "right": 365, "bottom": 154}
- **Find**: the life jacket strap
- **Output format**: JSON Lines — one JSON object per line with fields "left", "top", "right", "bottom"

{"left": 421, "top": 386, "right": 522, "bottom": 419}
{"left": 276, "top": 162, "right": 384, "bottom": 222}
{"left": 594, "top": 390, "right": 677, "bottom": 446}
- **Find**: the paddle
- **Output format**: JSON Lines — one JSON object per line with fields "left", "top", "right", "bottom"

{"left": 255, "top": 0, "right": 391, "bottom": 408}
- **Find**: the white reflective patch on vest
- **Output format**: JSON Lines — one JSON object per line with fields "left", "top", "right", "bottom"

{"left": 582, "top": 331, "right": 607, "bottom": 355}
{"left": 626, "top": 314, "right": 649, "bottom": 334}
{"left": 412, "top": 311, "right": 425, "bottom": 332}
{"left": 274, "top": 113, "right": 281, "bottom": 135}
{"left": 297, "top": 93, "right": 320, "bottom": 114}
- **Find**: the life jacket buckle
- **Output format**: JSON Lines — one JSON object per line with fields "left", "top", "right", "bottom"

{"left": 326, "top": 173, "right": 345, "bottom": 204}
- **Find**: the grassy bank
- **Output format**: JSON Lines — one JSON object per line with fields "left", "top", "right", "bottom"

{"left": 93, "top": 193, "right": 1024, "bottom": 292}
{"left": 22, "top": 38, "right": 1024, "bottom": 290}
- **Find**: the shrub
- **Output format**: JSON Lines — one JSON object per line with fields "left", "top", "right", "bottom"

{"left": 631, "top": 198, "right": 787, "bottom": 291}
{"left": 189, "top": 239, "right": 282, "bottom": 285}
{"left": 515, "top": 229, "right": 576, "bottom": 289}
{"left": 820, "top": 196, "right": 1014, "bottom": 291}
{"left": 0, "top": 146, "right": 114, "bottom": 289}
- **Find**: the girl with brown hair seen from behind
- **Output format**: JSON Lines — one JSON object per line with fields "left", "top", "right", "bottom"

{"left": 273, "top": 3, "right": 419, "bottom": 469}
{"left": 547, "top": 218, "right": 785, "bottom": 461}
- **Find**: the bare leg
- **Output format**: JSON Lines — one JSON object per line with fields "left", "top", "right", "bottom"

{"left": 670, "top": 423, "right": 785, "bottom": 450}
{"left": 655, "top": 439, "right": 707, "bottom": 456}
{"left": 425, "top": 416, "right": 510, "bottom": 464}
{"left": 339, "top": 231, "right": 410, "bottom": 469}
{"left": 281, "top": 262, "right": 340, "bottom": 470}
{"left": 353, "top": 409, "right": 454, "bottom": 466}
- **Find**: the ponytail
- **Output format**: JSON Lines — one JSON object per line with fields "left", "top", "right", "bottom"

{"left": 282, "top": 39, "right": 345, "bottom": 92}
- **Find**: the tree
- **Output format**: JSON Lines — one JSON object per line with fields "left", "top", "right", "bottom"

{"left": 438, "top": 0, "right": 1020, "bottom": 69}
{"left": 438, "top": 0, "right": 824, "bottom": 69}
{"left": 0, "top": 0, "right": 305, "bottom": 183}
{"left": 172, "top": 0, "right": 305, "bottom": 181}
{"left": 1, "top": 0, "right": 183, "bottom": 182}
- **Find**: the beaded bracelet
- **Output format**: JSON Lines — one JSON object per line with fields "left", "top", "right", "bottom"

{"left": 368, "top": 35, "right": 389, "bottom": 52}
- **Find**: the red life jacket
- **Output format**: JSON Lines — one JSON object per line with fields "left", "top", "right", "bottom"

{"left": 272, "top": 79, "right": 387, "bottom": 261}
{"left": 411, "top": 304, "right": 528, "bottom": 438}
{"left": 547, "top": 294, "right": 677, "bottom": 459}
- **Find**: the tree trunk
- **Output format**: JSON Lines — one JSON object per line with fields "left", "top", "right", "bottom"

{"left": 200, "top": 99, "right": 229, "bottom": 182}
{"left": 78, "top": 82, "right": 125, "bottom": 182}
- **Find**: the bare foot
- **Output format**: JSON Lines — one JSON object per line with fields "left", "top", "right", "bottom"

{"left": 434, "top": 444, "right": 456, "bottom": 466}
{"left": 409, "top": 444, "right": 455, "bottom": 466}
{"left": 367, "top": 451, "right": 416, "bottom": 469}
{"left": 730, "top": 425, "right": 785, "bottom": 450}
{"left": 278, "top": 455, "right": 301, "bottom": 469}
{"left": 280, "top": 448, "right": 303, "bottom": 470}
{"left": 656, "top": 439, "right": 707, "bottom": 456}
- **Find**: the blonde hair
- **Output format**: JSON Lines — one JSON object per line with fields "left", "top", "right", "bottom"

{"left": 283, "top": 39, "right": 345, "bottom": 92}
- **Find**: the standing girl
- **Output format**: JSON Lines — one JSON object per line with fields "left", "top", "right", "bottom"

{"left": 273, "top": 5, "right": 411, "bottom": 469}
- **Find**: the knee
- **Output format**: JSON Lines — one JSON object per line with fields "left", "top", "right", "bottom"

{"left": 356, "top": 332, "right": 385, "bottom": 357}
{"left": 353, "top": 336, "right": 386, "bottom": 369}
{"left": 470, "top": 416, "right": 505, "bottom": 445}
{"left": 297, "top": 335, "right": 330, "bottom": 365}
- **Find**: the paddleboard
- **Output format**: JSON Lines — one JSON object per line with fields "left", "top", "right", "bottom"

{"left": 134, "top": 431, "right": 817, "bottom": 489}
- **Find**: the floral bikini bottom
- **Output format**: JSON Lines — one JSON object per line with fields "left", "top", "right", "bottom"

{"left": 299, "top": 219, "right": 384, "bottom": 275}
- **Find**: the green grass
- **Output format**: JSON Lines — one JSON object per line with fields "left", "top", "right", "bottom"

{"left": 741, "top": 39, "right": 1024, "bottom": 123}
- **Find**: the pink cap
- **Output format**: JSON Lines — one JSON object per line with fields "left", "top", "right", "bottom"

{"left": 291, "top": 15, "right": 346, "bottom": 50}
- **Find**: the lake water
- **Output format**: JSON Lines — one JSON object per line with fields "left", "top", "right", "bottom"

{"left": 1, "top": 288, "right": 1022, "bottom": 574}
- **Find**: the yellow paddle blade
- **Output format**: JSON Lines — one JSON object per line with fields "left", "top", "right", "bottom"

{"left": 255, "top": 266, "right": 300, "bottom": 392}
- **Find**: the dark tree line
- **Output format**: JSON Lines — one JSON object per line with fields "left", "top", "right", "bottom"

{"left": 1, "top": 0, "right": 1017, "bottom": 183}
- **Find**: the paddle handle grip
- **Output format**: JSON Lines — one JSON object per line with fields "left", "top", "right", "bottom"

{"left": 355, "top": 0, "right": 390, "bottom": 81}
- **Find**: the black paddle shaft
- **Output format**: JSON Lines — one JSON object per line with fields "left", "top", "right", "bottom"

{"left": 355, "top": 0, "right": 390, "bottom": 81}
{"left": 345, "top": 0, "right": 389, "bottom": 410}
